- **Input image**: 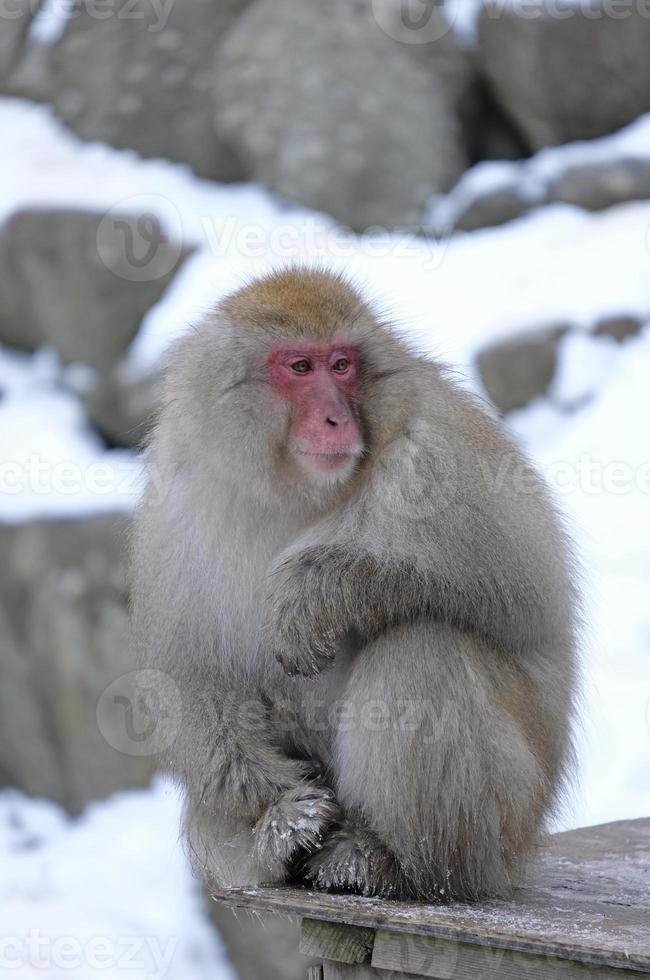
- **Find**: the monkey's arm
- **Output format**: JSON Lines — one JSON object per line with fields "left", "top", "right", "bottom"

{"left": 264, "top": 546, "right": 427, "bottom": 677}
{"left": 264, "top": 434, "right": 574, "bottom": 678}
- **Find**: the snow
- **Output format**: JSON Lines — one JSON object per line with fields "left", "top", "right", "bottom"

{"left": 549, "top": 331, "right": 621, "bottom": 408}
{"left": 0, "top": 94, "right": 649, "bottom": 966}
{"left": 27, "top": 0, "right": 76, "bottom": 45}
{"left": 509, "top": 326, "right": 650, "bottom": 828}
{"left": 0, "top": 779, "right": 236, "bottom": 979}
{"left": 0, "top": 346, "right": 142, "bottom": 523}
{"left": 444, "top": 0, "right": 486, "bottom": 42}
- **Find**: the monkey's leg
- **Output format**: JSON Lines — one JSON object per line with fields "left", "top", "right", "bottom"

{"left": 184, "top": 774, "right": 339, "bottom": 887}
{"left": 178, "top": 696, "right": 339, "bottom": 887}
{"left": 308, "top": 622, "right": 548, "bottom": 901}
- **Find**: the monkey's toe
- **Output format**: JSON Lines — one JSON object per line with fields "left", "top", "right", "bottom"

{"left": 253, "top": 785, "right": 340, "bottom": 877}
{"left": 273, "top": 643, "right": 335, "bottom": 679}
{"left": 303, "top": 823, "right": 408, "bottom": 899}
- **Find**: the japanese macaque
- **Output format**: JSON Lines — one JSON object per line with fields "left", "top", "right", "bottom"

{"left": 131, "top": 268, "right": 578, "bottom": 901}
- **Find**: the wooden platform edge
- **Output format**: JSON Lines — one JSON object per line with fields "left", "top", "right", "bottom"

{"left": 210, "top": 887, "right": 650, "bottom": 975}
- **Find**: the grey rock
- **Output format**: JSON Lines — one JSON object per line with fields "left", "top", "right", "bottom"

{"left": 0, "top": 515, "right": 154, "bottom": 814}
{"left": 48, "top": 0, "right": 251, "bottom": 178}
{"left": 0, "top": 0, "right": 39, "bottom": 87}
{"left": 372, "top": 7, "right": 521, "bottom": 167}
{"left": 4, "top": 37, "right": 53, "bottom": 102}
{"left": 215, "top": 0, "right": 468, "bottom": 229}
{"left": 0, "top": 208, "right": 189, "bottom": 373}
{"left": 476, "top": 323, "right": 570, "bottom": 414}
{"left": 478, "top": 1, "right": 650, "bottom": 151}
{"left": 72, "top": 363, "right": 162, "bottom": 449}
{"left": 455, "top": 183, "right": 530, "bottom": 232}
{"left": 549, "top": 159, "right": 650, "bottom": 212}
{"left": 593, "top": 314, "right": 643, "bottom": 343}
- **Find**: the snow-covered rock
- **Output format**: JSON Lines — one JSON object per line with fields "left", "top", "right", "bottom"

{"left": 0, "top": 209, "right": 189, "bottom": 373}
{"left": 431, "top": 114, "right": 650, "bottom": 233}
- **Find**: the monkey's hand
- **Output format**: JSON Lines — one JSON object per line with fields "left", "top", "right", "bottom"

{"left": 263, "top": 552, "right": 342, "bottom": 678}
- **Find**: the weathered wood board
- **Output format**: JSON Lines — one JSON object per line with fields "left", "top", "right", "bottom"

{"left": 212, "top": 818, "right": 650, "bottom": 974}
{"left": 301, "top": 920, "right": 375, "bottom": 964}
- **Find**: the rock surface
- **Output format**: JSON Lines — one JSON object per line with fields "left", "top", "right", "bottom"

{"left": 74, "top": 363, "right": 162, "bottom": 449}
{"left": 548, "top": 159, "right": 650, "bottom": 212}
{"left": 438, "top": 145, "right": 650, "bottom": 235}
{"left": 215, "top": 0, "right": 468, "bottom": 229}
{"left": 476, "top": 323, "right": 570, "bottom": 414}
{"left": 0, "top": 0, "right": 39, "bottom": 88}
{"left": 0, "top": 515, "right": 154, "bottom": 813}
{"left": 593, "top": 314, "right": 643, "bottom": 344}
{"left": 0, "top": 209, "right": 189, "bottom": 373}
{"left": 479, "top": 1, "right": 650, "bottom": 150}
{"left": 454, "top": 182, "right": 530, "bottom": 232}
{"left": 48, "top": 0, "right": 251, "bottom": 178}
{"left": 475, "top": 313, "right": 646, "bottom": 414}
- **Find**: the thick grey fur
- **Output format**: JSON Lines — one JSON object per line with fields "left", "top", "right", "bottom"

{"left": 131, "top": 268, "right": 579, "bottom": 902}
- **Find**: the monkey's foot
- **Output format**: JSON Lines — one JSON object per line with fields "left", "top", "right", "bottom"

{"left": 253, "top": 785, "right": 340, "bottom": 877}
{"left": 304, "top": 823, "right": 409, "bottom": 899}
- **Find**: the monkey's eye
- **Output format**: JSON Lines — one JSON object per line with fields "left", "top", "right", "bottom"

{"left": 332, "top": 357, "right": 350, "bottom": 373}
{"left": 289, "top": 359, "right": 312, "bottom": 374}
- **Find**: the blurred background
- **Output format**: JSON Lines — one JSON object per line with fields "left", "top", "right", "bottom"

{"left": 1, "top": 0, "right": 649, "bottom": 976}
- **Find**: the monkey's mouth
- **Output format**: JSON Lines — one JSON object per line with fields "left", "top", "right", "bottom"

{"left": 297, "top": 450, "right": 355, "bottom": 458}
{"left": 294, "top": 447, "right": 361, "bottom": 472}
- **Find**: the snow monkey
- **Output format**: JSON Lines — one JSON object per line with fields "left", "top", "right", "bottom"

{"left": 131, "top": 267, "right": 578, "bottom": 901}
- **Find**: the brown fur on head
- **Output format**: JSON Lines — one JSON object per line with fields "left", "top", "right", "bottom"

{"left": 219, "top": 267, "right": 374, "bottom": 341}
{"left": 162, "top": 267, "right": 419, "bottom": 501}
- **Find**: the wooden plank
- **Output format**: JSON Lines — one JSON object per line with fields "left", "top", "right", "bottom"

{"left": 323, "top": 966, "right": 425, "bottom": 980}
{"left": 211, "top": 818, "right": 650, "bottom": 974}
{"left": 301, "top": 919, "right": 375, "bottom": 964}
{"left": 307, "top": 968, "right": 324, "bottom": 980}
{"left": 372, "top": 929, "right": 650, "bottom": 980}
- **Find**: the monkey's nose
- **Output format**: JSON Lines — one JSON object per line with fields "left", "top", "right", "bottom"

{"left": 326, "top": 417, "right": 338, "bottom": 427}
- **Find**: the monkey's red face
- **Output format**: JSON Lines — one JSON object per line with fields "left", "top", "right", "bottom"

{"left": 267, "top": 341, "right": 364, "bottom": 478}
